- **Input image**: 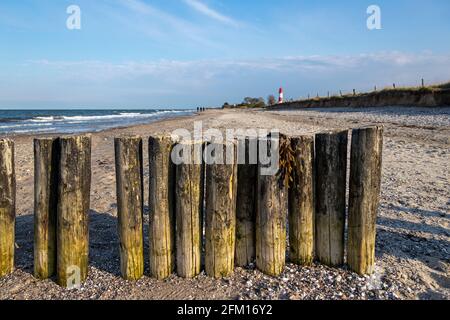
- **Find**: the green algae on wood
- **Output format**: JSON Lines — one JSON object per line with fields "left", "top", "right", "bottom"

{"left": 57, "top": 135, "right": 91, "bottom": 288}
{"left": 314, "top": 130, "right": 348, "bottom": 267}
{"left": 235, "top": 137, "right": 257, "bottom": 267}
{"left": 148, "top": 135, "right": 176, "bottom": 279}
{"left": 288, "top": 135, "right": 315, "bottom": 266}
{"left": 204, "top": 142, "right": 237, "bottom": 278}
{"left": 175, "top": 141, "right": 204, "bottom": 278}
{"left": 0, "top": 139, "right": 15, "bottom": 278}
{"left": 348, "top": 127, "right": 383, "bottom": 275}
{"left": 256, "top": 136, "right": 287, "bottom": 276}
{"left": 115, "top": 136, "right": 144, "bottom": 280}
{"left": 34, "top": 138, "right": 58, "bottom": 279}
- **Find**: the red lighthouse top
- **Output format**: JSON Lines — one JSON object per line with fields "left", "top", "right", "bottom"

{"left": 278, "top": 87, "right": 284, "bottom": 103}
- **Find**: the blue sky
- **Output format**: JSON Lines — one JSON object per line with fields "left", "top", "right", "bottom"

{"left": 1, "top": 0, "right": 450, "bottom": 109}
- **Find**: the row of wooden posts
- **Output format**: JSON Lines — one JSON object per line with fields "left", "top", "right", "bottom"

{"left": 0, "top": 126, "right": 383, "bottom": 288}
{"left": 311, "top": 78, "right": 427, "bottom": 99}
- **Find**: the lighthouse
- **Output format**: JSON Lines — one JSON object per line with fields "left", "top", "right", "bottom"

{"left": 278, "top": 87, "right": 284, "bottom": 103}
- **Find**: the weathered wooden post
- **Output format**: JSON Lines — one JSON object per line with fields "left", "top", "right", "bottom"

{"left": 175, "top": 141, "right": 204, "bottom": 278}
{"left": 115, "top": 136, "right": 144, "bottom": 280}
{"left": 0, "top": 139, "right": 15, "bottom": 278}
{"left": 57, "top": 135, "right": 91, "bottom": 288}
{"left": 149, "top": 135, "right": 176, "bottom": 279}
{"left": 204, "top": 142, "right": 237, "bottom": 278}
{"left": 256, "top": 135, "right": 287, "bottom": 276}
{"left": 315, "top": 130, "right": 348, "bottom": 267}
{"left": 347, "top": 127, "right": 383, "bottom": 275}
{"left": 235, "top": 137, "right": 257, "bottom": 267}
{"left": 288, "top": 136, "right": 314, "bottom": 265}
{"left": 235, "top": 138, "right": 258, "bottom": 267}
{"left": 34, "top": 138, "right": 58, "bottom": 279}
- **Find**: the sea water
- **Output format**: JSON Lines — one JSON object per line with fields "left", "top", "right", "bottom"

{"left": 0, "top": 109, "right": 194, "bottom": 135}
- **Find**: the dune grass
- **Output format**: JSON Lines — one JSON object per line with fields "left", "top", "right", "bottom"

{"left": 290, "top": 80, "right": 450, "bottom": 103}
{"left": 432, "top": 81, "right": 450, "bottom": 90}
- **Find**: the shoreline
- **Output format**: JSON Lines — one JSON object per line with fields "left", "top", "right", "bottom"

{"left": 1, "top": 111, "right": 200, "bottom": 139}
{"left": 4, "top": 105, "right": 450, "bottom": 140}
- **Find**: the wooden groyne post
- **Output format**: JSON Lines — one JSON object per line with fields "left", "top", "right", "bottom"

{"left": 0, "top": 139, "right": 15, "bottom": 278}
{"left": 34, "top": 138, "right": 58, "bottom": 279}
{"left": 347, "top": 127, "right": 383, "bottom": 275}
{"left": 256, "top": 136, "right": 287, "bottom": 276}
{"left": 57, "top": 135, "right": 91, "bottom": 288}
{"left": 288, "top": 136, "right": 314, "bottom": 265}
{"left": 315, "top": 130, "right": 348, "bottom": 266}
{"left": 115, "top": 136, "right": 144, "bottom": 280}
{"left": 148, "top": 135, "right": 176, "bottom": 279}
{"left": 175, "top": 141, "right": 204, "bottom": 278}
{"left": 235, "top": 137, "right": 257, "bottom": 267}
{"left": 204, "top": 142, "right": 237, "bottom": 278}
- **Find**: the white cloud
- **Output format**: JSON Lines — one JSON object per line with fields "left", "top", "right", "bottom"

{"left": 183, "top": 0, "right": 239, "bottom": 27}
{"left": 29, "top": 51, "right": 450, "bottom": 75}
{"left": 4, "top": 52, "right": 449, "bottom": 107}
{"left": 116, "top": 0, "right": 216, "bottom": 46}
{"left": 23, "top": 52, "right": 450, "bottom": 91}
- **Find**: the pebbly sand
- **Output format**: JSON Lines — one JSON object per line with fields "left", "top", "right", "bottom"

{"left": 0, "top": 107, "right": 449, "bottom": 300}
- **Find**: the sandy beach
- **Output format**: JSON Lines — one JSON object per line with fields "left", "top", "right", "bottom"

{"left": 0, "top": 107, "right": 449, "bottom": 300}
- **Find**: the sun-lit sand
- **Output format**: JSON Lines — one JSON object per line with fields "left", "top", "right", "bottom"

{"left": 1, "top": 107, "right": 449, "bottom": 300}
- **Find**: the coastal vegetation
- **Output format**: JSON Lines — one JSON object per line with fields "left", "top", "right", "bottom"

{"left": 223, "top": 81, "right": 450, "bottom": 110}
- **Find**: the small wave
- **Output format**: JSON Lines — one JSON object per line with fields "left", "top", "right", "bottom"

{"left": 0, "top": 109, "right": 193, "bottom": 135}
{"left": 27, "top": 111, "right": 187, "bottom": 123}
{"left": 30, "top": 116, "right": 57, "bottom": 122}
{"left": 61, "top": 113, "right": 146, "bottom": 121}
{"left": 59, "top": 111, "right": 186, "bottom": 122}
{"left": 13, "top": 128, "right": 57, "bottom": 134}
{"left": 119, "top": 112, "right": 144, "bottom": 116}
{"left": 0, "top": 123, "right": 53, "bottom": 129}
{"left": 65, "top": 121, "right": 84, "bottom": 124}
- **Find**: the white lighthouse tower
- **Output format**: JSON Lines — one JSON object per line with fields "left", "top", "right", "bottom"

{"left": 278, "top": 87, "right": 284, "bottom": 103}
